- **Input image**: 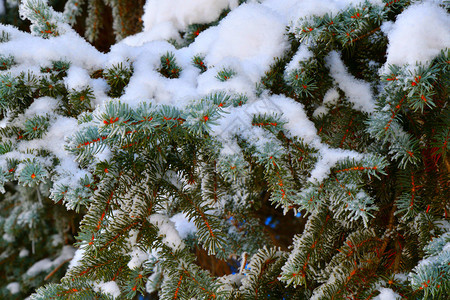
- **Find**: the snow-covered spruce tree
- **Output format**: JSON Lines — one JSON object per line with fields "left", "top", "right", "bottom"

{"left": 0, "top": 0, "right": 448, "bottom": 299}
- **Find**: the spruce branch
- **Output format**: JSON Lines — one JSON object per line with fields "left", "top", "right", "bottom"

{"left": 19, "top": 0, "right": 65, "bottom": 38}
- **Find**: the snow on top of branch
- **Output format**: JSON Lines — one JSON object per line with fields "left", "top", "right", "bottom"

{"left": 382, "top": 1, "right": 450, "bottom": 68}
{"left": 122, "top": 0, "right": 239, "bottom": 46}
{"left": 0, "top": 25, "right": 106, "bottom": 70}
{"left": 193, "top": 3, "right": 288, "bottom": 68}
{"left": 148, "top": 214, "right": 185, "bottom": 251}
{"left": 262, "top": 0, "right": 384, "bottom": 24}
{"left": 6, "top": 282, "right": 20, "bottom": 294}
{"left": 285, "top": 45, "right": 313, "bottom": 75}
{"left": 117, "top": 2, "right": 289, "bottom": 107}
{"left": 26, "top": 245, "right": 76, "bottom": 277}
{"left": 64, "top": 65, "right": 90, "bottom": 90}
{"left": 2, "top": 0, "right": 444, "bottom": 215}
{"left": 98, "top": 281, "right": 121, "bottom": 299}
{"left": 23, "top": 97, "right": 58, "bottom": 117}
{"left": 326, "top": 51, "right": 375, "bottom": 113}
{"left": 170, "top": 213, "right": 197, "bottom": 240}
{"left": 143, "top": 0, "right": 238, "bottom": 35}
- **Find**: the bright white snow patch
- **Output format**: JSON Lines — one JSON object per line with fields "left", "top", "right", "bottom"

{"left": 323, "top": 88, "right": 340, "bottom": 105}
{"left": 285, "top": 44, "right": 313, "bottom": 74}
{"left": 142, "top": 0, "right": 237, "bottom": 33}
{"left": 170, "top": 213, "right": 197, "bottom": 239}
{"left": 374, "top": 288, "right": 401, "bottom": 300}
{"left": 148, "top": 214, "right": 185, "bottom": 251}
{"left": 6, "top": 282, "right": 20, "bottom": 294}
{"left": 24, "top": 97, "right": 58, "bottom": 117}
{"left": 382, "top": 2, "right": 450, "bottom": 68}
{"left": 99, "top": 281, "right": 121, "bottom": 299}
{"left": 271, "top": 94, "right": 318, "bottom": 144}
{"left": 205, "top": 3, "right": 287, "bottom": 63}
{"left": 19, "top": 248, "right": 30, "bottom": 258}
{"left": 68, "top": 246, "right": 85, "bottom": 270}
{"left": 192, "top": 3, "right": 289, "bottom": 84}
{"left": 0, "top": 26, "right": 106, "bottom": 70}
{"left": 326, "top": 51, "right": 374, "bottom": 113}
{"left": 64, "top": 65, "right": 91, "bottom": 90}
{"left": 2, "top": 233, "right": 14, "bottom": 242}
{"left": 309, "top": 146, "right": 363, "bottom": 184}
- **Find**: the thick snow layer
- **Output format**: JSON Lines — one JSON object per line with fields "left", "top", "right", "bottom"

{"left": 64, "top": 66, "right": 91, "bottom": 90}
{"left": 382, "top": 1, "right": 450, "bottom": 68}
{"left": 2, "top": 1, "right": 448, "bottom": 278}
{"left": 0, "top": 26, "right": 106, "bottom": 70}
{"left": 41, "top": 117, "right": 78, "bottom": 159}
{"left": 24, "top": 97, "right": 59, "bottom": 117}
{"left": 326, "top": 51, "right": 374, "bottom": 113}
{"left": 118, "top": 3, "right": 289, "bottom": 106}
{"left": 198, "top": 4, "right": 287, "bottom": 67}
{"left": 271, "top": 94, "right": 319, "bottom": 144}
{"left": 142, "top": 0, "right": 238, "bottom": 34}
{"left": 117, "top": 41, "right": 199, "bottom": 107}
{"left": 190, "top": 3, "right": 289, "bottom": 89}
{"left": 125, "top": 0, "right": 237, "bottom": 46}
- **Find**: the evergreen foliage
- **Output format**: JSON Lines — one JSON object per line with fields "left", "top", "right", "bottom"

{"left": 0, "top": 0, "right": 448, "bottom": 299}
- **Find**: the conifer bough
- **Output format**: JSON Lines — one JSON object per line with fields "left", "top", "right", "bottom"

{"left": 0, "top": 0, "right": 448, "bottom": 299}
